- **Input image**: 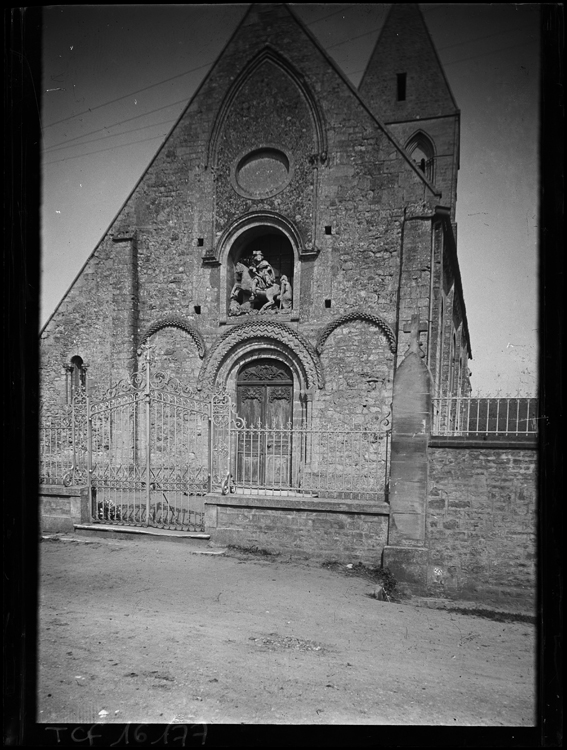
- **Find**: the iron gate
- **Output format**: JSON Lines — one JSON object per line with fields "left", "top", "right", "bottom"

{"left": 88, "top": 355, "right": 211, "bottom": 532}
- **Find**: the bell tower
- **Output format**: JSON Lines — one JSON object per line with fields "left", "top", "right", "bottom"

{"left": 359, "top": 3, "right": 460, "bottom": 219}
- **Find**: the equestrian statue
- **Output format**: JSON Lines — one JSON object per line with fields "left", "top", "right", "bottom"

{"left": 229, "top": 250, "right": 292, "bottom": 315}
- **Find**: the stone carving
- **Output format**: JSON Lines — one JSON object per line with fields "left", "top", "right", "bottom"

{"left": 279, "top": 275, "right": 293, "bottom": 310}
{"left": 197, "top": 319, "right": 323, "bottom": 392}
{"left": 139, "top": 316, "right": 206, "bottom": 358}
{"left": 268, "top": 387, "right": 291, "bottom": 402}
{"left": 316, "top": 310, "right": 397, "bottom": 355}
{"left": 240, "top": 386, "right": 263, "bottom": 401}
{"left": 229, "top": 251, "right": 293, "bottom": 316}
{"left": 240, "top": 364, "right": 291, "bottom": 382}
{"left": 403, "top": 313, "right": 427, "bottom": 358}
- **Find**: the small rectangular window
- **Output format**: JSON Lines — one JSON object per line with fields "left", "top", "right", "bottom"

{"left": 397, "top": 73, "right": 407, "bottom": 102}
{"left": 325, "top": 226, "right": 332, "bottom": 235}
{"left": 325, "top": 299, "right": 332, "bottom": 309}
{"left": 197, "top": 238, "right": 204, "bottom": 247}
{"left": 194, "top": 305, "right": 201, "bottom": 315}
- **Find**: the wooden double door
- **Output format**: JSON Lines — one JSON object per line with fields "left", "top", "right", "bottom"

{"left": 236, "top": 359, "right": 293, "bottom": 488}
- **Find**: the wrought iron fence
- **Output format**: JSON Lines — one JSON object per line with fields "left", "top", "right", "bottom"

{"left": 432, "top": 396, "right": 538, "bottom": 437}
{"left": 40, "top": 388, "right": 88, "bottom": 486}
{"left": 224, "top": 412, "right": 391, "bottom": 501}
{"left": 40, "top": 409, "right": 74, "bottom": 485}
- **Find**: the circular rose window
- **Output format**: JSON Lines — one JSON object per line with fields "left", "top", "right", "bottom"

{"left": 234, "top": 148, "right": 291, "bottom": 198}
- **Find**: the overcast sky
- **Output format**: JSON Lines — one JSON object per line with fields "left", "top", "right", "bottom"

{"left": 41, "top": 3, "right": 540, "bottom": 394}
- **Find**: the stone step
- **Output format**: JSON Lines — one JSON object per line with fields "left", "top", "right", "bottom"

{"left": 72, "top": 524, "right": 226, "bottom": 554}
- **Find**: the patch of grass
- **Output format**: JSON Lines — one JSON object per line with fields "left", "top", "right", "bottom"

{"left": 322, "top": 561, "right": 398, "bottom": 598}
{"left": 445, "top": 607, "right": 535, "bottom": 624}
{"left": 227, "top": 544, "right": 280, "bottom": 558}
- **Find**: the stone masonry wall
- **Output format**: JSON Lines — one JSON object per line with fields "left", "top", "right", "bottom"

{"left": 145, "top": 327, "right": 203, "bottom": 383}
{"left": 427, "top": 444, "right": 537, "bottom": 606}
{"left": 206, "top": 496, "right": 389, "bottom": 563}
{"left": 315, "top": 319, "right": 394, "bottom": 426}
{"left": 40, "top": 236, "right": 136, "bottom": 408}
{"left": 40, "top": 486, "right": 90, "bottom": 534}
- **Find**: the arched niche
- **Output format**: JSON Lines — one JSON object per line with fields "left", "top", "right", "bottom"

{"left": 218, "top": 213, "right": 301, "bottom": 322}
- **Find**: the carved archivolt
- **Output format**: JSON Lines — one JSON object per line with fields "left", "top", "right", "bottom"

{"left": 316, "top": 310, "right": 397, "bottom": 355}
{"left": 198, "top": 320, "right": 323, "bottom": 392}
{"left": 139, "top": 316, "right": 206, "bottom": 358}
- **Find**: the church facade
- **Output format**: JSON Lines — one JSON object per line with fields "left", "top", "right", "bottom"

{"left": 41, "top": 5, "right": 536, "bottom": 603}
{"left": 41, "top": 3, "right": 470, "bottom": 411}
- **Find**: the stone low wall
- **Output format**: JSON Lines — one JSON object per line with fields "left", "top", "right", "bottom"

{"left": 205, "top": 494, "right": 390, "bottom": 564}
{"left": 40, "top": 486, "right": 90, "bottom": 534}
{"left": 426, "top": 439, "right": 537, "bottom": 607}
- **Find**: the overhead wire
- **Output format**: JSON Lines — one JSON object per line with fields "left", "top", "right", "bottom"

{"left": 42, "top": 6, "right": 369, "bottom": 156}
{"left": 42, "top": 17, "right": 536, "bottom": 163}
{"left": 43, "top": 118, "right": 179, "bottom": 158}
{"left": 441, "top": 40, "right": 536, "bottom": 67}
{"left": 42, "top": 60, "right": 214, "bottom": 130}
{"left": 437, "top": 25, "right": 536, "bottom": 53}
{"left": 44, "top": 132, "right": 170, "bottom": 165}
{"left": 326, "top": 19, "right": 533, "bottom": 53}
{"left": 306, "top": 5, "right": 360, "bottom": 25}
{"left": 41, "top": 5, "right": 363, "bottom": 132}
{"left": 345, "top": 38, "right": 536, "bottom": 79}
{"left": 44, "top": 97, "right": 189, "bottom": 153}
{"left": 326, "top": 27, "right": 379, "bottom": 50}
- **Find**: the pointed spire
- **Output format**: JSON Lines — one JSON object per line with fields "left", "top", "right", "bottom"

{"left": 359, "top": 4, "right": 458, "bottom": 122}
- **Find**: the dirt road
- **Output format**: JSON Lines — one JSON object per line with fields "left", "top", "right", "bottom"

{"left": 38, "top": 534, "right": 536, "bottom": 726}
